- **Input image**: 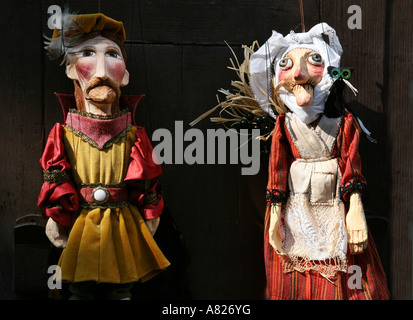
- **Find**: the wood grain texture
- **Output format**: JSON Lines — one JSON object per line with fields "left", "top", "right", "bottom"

{"left": 383, "top": 0, "right": 413, "bottom": 300}
{"left": 0, "top": 0, "right": 44, "bottom": 299}
{"left": 322, "top": 0, "right": 413, "bottom": 299}
{"left": 1, "top": 0, "right": 411, "bottom": 299}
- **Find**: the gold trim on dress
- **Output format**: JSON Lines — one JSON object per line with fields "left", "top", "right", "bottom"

{"left": 68, "top": 108, "right": 130, "bottom": 120}
{"left": 43, "top": 169, "right": 70, "bottom": 184}
{"left": 65, "top": 123, "right": 132, "bottom": 150}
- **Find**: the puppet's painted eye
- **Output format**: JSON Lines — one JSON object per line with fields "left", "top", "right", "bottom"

{"left": 107, "top": 51, "right": 122, "bottom": 59}
{"left": 342, "top": 69, "right": 352, "bottom": 80}
{"left": 81, "top": 50, "right": 95, "bottom": 57}
{"left": 330, "top": 68, "right": 341, "bottom": 79}
{"left": 308, "top": 53, "right": 323, "bottom": 65}
{"left": 279, "top": 57, "right": 293, "bottom": 70}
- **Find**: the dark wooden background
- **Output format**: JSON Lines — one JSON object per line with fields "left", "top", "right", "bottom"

{"left": 0, "top": 0, "right": 412, "bottom": 300}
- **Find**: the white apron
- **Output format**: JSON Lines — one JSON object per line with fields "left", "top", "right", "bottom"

{"left": 269, "top": 112, "right": 347, "bottom": 278}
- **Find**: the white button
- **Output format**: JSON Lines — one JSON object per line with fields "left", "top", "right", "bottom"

{"left": 94, "top": 189, "right": 107, "bottom": 202}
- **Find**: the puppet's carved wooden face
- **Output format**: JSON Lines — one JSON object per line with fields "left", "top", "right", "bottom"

{"left": 66, "top": 36, "right": 129, "bottom": 113}
{"left": 278, "top": 48, "right": 324, "bottom": 107}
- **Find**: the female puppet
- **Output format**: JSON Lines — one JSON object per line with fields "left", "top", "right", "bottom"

{"left": 249, "top": 23, "right": 389, "bottom": 300}
{"left": 38, "top": 13, "right": 170, "bottom": 299}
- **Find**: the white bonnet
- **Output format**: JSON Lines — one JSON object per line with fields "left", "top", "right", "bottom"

{"left": 249, "top": 23, "right": 343, "bottom": 123}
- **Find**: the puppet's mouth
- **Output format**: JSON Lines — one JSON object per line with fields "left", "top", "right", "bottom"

{"left": 292, "top": 83, "right": 314, "bottom": 107}
{"left": 86, "top": 85, "right": 117, "bottom": 104}
{"left": 283, "top": 79, "right": 318, "bottom": 107}
{"left": 85, "top": 77, "right": 120, "bottom": 104}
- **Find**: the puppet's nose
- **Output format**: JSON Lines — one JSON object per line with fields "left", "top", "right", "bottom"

{"left": 293, "top": 63, "right": 309, "bottom": 83}
{"left": 94, "top": 54, "right": 108, "bottom": 78}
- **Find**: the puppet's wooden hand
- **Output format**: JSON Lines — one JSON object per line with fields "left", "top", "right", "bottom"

{"left": 45, "top": 218, "right": 68, "bottom": 248}
{"left": 145, "top": 217, "right": 160, "bottom": 236}
{"left": 268, "top": 203, "right": 283, "bottom": 254}
{"left": 346, "top": 192, "right": 368, "bottom": 255}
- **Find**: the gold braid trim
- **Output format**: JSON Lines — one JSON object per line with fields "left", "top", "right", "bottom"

{"left": 141, "top": 192, "right": 158, "bottom": 206}
{"left": 65, "top": 124, "right": 132, "bottom": 150}
{"left": 43, "top": 170, "right": 70, "bottom": 184}
{"left": 78, "top": 182, "right": 126, "bottom": 188}
{"left": 68, "top": 108, "right": 129, "bottom": 120}
{"left": 80, "top": 201, "right": 130, "bottom": 209}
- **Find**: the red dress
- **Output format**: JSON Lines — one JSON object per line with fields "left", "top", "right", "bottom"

{"left": 264, "top": 112, "right": 390, "bottom": 300}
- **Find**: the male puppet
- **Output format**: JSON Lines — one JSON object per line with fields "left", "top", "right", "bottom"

{"left": 39, "top": 13, "right": 170, "bottom": 299}
{"left": 249, "top": 23, "right": 389, "bottom": 299}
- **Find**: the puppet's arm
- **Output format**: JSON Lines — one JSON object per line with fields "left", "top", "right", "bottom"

{"left": 339, "top": 113, "right": 368, "bottom": 255}
{"left": 346, "top": 191, "right": 368, "bottom": 254}
{"left": 38, "top": 123, "right": 79, "bottom": 248}
{"left": 124, "top": 126, "right": 164, "bottom": 236}
{"left": 268, "top": 203, "right": 283, "bottom": 254}
{"left": 266, "top": 115, "right": 291, "bottom": 253}
{"left": 45, "top": 218, "right": 68, "bottom": 248}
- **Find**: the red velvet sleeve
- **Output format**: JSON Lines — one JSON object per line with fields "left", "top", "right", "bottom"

{"left": 37, "top": 123, "right": 79, "bottom": 227}
{"left": 266, "top": 114, "right": 293, "bottom": 203}
{"left": 124, "top": 126, "right": 164, "bottom": 220}
{"left": 337, "top": 113, "right": 367, "bottom": 203}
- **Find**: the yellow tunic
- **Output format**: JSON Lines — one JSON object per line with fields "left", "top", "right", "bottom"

{"left": 58, "top": 125, "right": 170, "bottom": 284}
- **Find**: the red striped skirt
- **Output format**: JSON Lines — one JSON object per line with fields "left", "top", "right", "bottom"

{"left": 264, "top": 206, "right": 390, "bottom": 300}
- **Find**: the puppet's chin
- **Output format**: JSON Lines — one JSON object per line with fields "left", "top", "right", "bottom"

{"left": 86, "top": 85, "right": 117, "bottom": 104}
{"left": 292, "top": 84, "right": 314, "bottom": 107}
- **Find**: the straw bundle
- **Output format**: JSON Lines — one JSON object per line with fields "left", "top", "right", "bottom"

{"left": 190, "top": 41, "right": 279, "bottom": 140}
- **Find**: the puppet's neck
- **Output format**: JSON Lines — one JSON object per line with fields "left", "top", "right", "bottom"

{"left": 84, "top": 101, "right": 112, "bottom": 116}
{"left": 55, "top": 92, "right": 144, "bottom": 126}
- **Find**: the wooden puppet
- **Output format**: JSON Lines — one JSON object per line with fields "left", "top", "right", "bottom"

{"left": 193, "top": 22, "right": 390, "bottom": 300}
{"left": 249, "top": 22, "right": 389, "bottom": 300}
{"left": 39, "top": 13, "right": 170, "bottom": 299}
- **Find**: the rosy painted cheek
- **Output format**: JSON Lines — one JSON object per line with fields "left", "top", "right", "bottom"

{"left": 278, "top": 70, "right": 291, "bottom": 81}
{"left": 308, "top": 65, "right": 325, "bottom": 79}
{"left": 106, "top": 60, "right": 126, "bottom": 82}
{"left": 76, "top": 61, "right": 95, "bottom": 81}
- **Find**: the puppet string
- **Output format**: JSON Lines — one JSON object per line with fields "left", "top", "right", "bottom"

{"left": 299, "top": 0, "right": 306, "bottom": 33}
